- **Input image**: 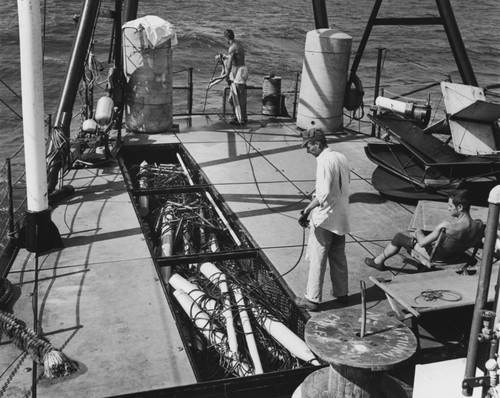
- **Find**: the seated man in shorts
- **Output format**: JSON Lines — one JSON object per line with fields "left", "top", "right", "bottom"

{"left": 365, "top": 189, "right": 483, "bottom": 271}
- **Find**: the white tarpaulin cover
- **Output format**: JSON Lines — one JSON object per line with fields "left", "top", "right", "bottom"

{"left": 122, "top": 15, "right": 177, "bottom": 80}
{"left": 122, "top": 15, "right": 178, "bottom": 48}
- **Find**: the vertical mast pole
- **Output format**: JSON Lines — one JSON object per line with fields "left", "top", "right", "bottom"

{"left": 17, "top": 0, "right": 48, "bottom": 214}
{"left": 311, "top": 0, "right": 328, "bottom": 29}
{"left": 17, "top": 0, "right": 62, "bottom": 253}
{"left": 123, "top": 0, "right": 139, "bottom": 22}
{"left": 463, "top": 187, "right": 500, "bottom": 396}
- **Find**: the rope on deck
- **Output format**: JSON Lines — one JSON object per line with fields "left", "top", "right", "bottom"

{"left": 0, "top": 277, "right": 78, "bottom": 388}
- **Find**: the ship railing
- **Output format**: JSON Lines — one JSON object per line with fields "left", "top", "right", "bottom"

{"left": 171, "top": 67, "right": 301, "bottom": 119}
{"left": 0, "top": 145, "right": 26, "bottom": 278}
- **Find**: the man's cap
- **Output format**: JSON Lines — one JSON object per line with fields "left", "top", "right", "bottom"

{"left": 301, "top": 128, "right": 325, "bottom": 147}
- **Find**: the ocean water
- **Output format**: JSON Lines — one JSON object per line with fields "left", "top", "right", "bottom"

{"left": 0, "top": 0, "right": 499, "bottom": 165}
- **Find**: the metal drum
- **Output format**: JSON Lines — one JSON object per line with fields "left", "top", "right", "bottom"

{"left": 262, "top": 75, "right": 281, "bottom": 116}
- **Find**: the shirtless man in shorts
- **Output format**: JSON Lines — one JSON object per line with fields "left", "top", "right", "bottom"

{"left": 220, "top": 29, "right": 248, "bottom": 125}
{"left": 365, "top": 189, "right": 483, "bottom": 270}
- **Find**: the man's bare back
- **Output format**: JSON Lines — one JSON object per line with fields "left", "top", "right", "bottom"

{"left": 228, "top": 41, "right": 245, "bottom": 67}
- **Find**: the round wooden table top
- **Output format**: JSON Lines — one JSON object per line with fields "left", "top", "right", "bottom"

{"left": 305, "top": 309, "right": 417, "bottom": 371}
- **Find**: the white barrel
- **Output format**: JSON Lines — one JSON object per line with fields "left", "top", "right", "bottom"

{"left": 82, "top": 119, "right": 98, "bottom": 133}
{"left": 95, "top": 96, "right": 114, "bottom": 125}
{"left": 296, "top": 30, "right": 352, "bottom": 133}
{"left": 375, "top": 96, "right": 409, "bottom": 115}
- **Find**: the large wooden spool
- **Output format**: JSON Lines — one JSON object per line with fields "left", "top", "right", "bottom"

{"left": 295, "top": 309, "right": 417, "bottom": 398}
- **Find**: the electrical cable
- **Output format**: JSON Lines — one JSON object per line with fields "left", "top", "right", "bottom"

{"left": 414, "top": 289, "right": 463, "bottom": 304}
{"left": 202, "top": 57, "right": 224, "bottom": 114}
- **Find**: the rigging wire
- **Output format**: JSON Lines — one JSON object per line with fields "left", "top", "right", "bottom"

{"left": 389, "top": 48, "right": 453, "bottom": 79}
{"left": 219, "top": 115, "right": 312, "bottom": 202}
{"left": 42, "top": 0, "right": 47, "bottom": 65}
{"left": 0, "top": 97, "right": 22, "bottom": 120}
{"left": 201, "top": 117, "right": 309, "bottom": 290}
{"left": 215, "top": 115, "right": 423, "bottom": 283}
{"left": 0, "top": 78, "right": 21, "bottom": 100}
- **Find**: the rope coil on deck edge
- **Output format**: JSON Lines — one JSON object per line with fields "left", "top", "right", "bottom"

{"left": 0, "top": 277, "right": 78, "bottom": 381}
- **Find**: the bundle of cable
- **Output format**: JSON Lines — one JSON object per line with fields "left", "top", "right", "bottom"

{"left": 173, "top": 289, "right": 252, "bottom": 377}
{"left": 250, "top": 305, "right": 320, "bottom": 366}
{"left": 169, "top": 273, "right": 217, "bottom": 312}
{"left": 169, "top": 273, "right": 263, "bottom": 374}
{"left": 199, "top": 262, "right": 239, "bottom": 355}
{"left": 233, "top": 286, "right": 264, "bottom": 374}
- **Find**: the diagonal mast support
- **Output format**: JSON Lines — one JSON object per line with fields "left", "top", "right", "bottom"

{"left": 47, "top": 0, "right": 101, "bottom": 193}
{"left": 347, "top": 0, "right": 478, "bottom": 88}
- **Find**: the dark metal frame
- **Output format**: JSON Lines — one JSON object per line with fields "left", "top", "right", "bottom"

{"left": 116, "top": 143, "right": 316, "bottom": 395}
{"left": 347, "top": 0, "right": 478, "bottom": 88}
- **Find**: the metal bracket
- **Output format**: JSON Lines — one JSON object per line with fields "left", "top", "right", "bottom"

{"left": 462, "top": 375, "right": 489, "bottom": 389}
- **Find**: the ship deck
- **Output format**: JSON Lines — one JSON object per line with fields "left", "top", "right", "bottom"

{"left": 0, "top": 115, "right": 483, "bottom": 397}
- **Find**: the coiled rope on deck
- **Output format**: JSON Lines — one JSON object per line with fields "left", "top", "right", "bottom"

{"left": 414, "top": 289, "right": 463, "bottom": 304}
{"left": 0, "top": 278, "right": 78, "bottom": 379}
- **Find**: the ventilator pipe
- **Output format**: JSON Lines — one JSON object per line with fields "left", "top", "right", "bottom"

{"left": 176, "top": 153, "right": 241, "bottom": 247}
{"left": 199, "top": 262, "right": 239, "bottom": 355}
{"left": 173, "top": 289, "right": 252, "bottom": 377}
{"left": 464, "top": 185, "right": 500, "bottom": 396}
{"left": 233, "top": 286, "right": 264, "bottom": 374}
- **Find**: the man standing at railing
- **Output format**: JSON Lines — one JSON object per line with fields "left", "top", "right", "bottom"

{"left": 219, "top": 29, "right": 248, "bottom": 125}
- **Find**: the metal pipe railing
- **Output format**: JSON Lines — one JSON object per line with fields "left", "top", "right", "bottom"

{"left": 187, "top": 67, "right": 193, "bottom": 115}
{"left": 463, "top": 186, "right": 500, "bottom": 396}
{"left": 292, "top": 72, "right": 300, "bottom": 120}
{"left": 170, "top": 67, "right": 301, "bottom": 118}
{"left": 6, "top": 158, "right": 14, "bottom": 239}
{"left": 372, "top": 47, "right": 384, "bottom": 137}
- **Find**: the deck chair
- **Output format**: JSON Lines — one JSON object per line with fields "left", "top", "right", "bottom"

{"left": 411, "top": 220, "right": 485, "bottom": 270}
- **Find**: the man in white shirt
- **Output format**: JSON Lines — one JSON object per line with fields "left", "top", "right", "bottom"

{"left": 295, "top": 128, "right": 351, "bottom": 311}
